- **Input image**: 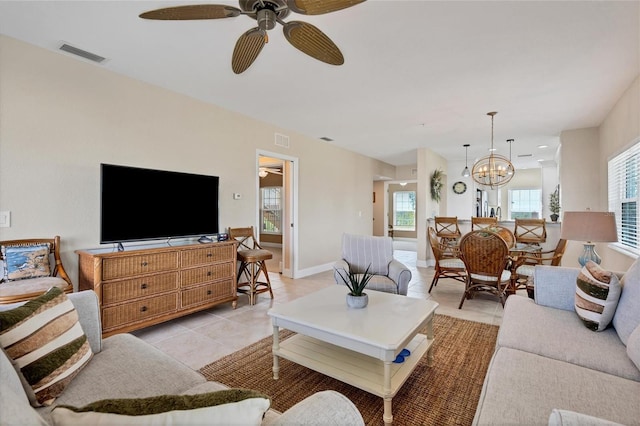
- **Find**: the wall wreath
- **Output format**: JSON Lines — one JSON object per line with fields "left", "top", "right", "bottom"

{"left": 430, "top": 169, "right": 443, "bottom": 202}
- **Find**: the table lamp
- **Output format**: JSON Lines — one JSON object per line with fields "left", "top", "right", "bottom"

{"left": 560, "top": 211, "right": 618, "bottom": 266}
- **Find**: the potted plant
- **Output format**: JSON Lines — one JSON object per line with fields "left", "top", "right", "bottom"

{"left": 336, "top": 264, "right": 374, "bottom": 309}
{"left": 549, "top": 186, "right": 560, "bottom": 222}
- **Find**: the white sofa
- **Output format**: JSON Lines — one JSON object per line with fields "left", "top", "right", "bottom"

{"left": 473, "top": 258, "right": 640, "bottom": 425}
{"left": 0, "top": 290, "right": 364, "bottom": 425}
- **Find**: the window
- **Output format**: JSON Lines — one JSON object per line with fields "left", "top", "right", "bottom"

{"left": 508, "top": 189, "right": 541, "bottom": 219}
{"left": 393, "top": 191, "right": 416, "bottom": 231}
{"left": 608, "top": 140, "right": 639, "bottom": 254}
{"left": 261, "top": 187, "right": 282, "bottom": 234}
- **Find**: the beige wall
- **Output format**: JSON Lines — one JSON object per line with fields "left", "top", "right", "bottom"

{"left": 560, "top": 75, "right": 640, "bottom": 271}
{"left": 0, "top": 35, "right": 394, "bottom": 283}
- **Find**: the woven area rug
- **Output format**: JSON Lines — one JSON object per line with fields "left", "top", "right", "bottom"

{"left": 200, "top": 314, "right": 499, "bottom": 426}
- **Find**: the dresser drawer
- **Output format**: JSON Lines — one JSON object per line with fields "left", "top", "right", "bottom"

{"left": 181, "top": 280, "right": 234, "bottom": 309}
{"left": 102, "top": 272, "right": 178, "bottom": 305}
{"left": 102, "top": 293, "right": 178, "bottom": 331}
{"left": 180, "top": 262, "right": 234, "bottom": 287}
{"left": 102, "top": 252, "right": 178, "bottom": 280}
{"left": 181, "top": 244, "right": 236, "bottom": 268}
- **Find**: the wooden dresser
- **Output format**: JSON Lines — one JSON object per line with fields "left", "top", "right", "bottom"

{"left": 76, "top": 240, "right": 238, "bottom": 337}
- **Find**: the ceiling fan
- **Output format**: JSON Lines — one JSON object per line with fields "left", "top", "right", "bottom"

{"left": 259, "top": 167, "right": 283, "bottom": 177}
{"left": 139, "top": 0, "right": 367, "bottom": 74}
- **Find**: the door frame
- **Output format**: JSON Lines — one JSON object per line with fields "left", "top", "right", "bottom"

{"left": 256, "top": 150, "right": 298, "bottom": 278}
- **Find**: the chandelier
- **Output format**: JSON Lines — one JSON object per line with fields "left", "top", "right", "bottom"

{"left": 471, "top": 112, "right": 515, "bottom": 189}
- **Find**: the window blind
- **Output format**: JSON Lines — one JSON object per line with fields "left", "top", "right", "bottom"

{"left": 608, "top": 140, "right": 639, "bottom": 253}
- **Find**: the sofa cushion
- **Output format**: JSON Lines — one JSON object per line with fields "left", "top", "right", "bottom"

{"left": 627, "top": 324, "right": 640, "bottom": 371}
{"left": 473, "top": 347, "right": 640, "bottom": 426}
{"left": 50, "top": 389, "right": 270, "bottom": 426}
{"left": 575, "top": 261, "right": 621, "bottom": 331}
{"left": 0, "top": 287, "right": 93, "bottom": 406}
{"left": 612, "top": 257, "right": 640, "bottom": 345}
{"left": 0, "top": 382, "right": 49, "bottom": 426}
{"left": 1, "top": 243, "right": 51, "bottom": 281}
{"left": 498, "top": 296, "right": 640, "bottom": 381}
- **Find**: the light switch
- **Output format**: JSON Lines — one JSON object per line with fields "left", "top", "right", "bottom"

{"left": 0, "top": 211, "right": 10, "bottom": 228}
{"left": 233, "top": 193, "right": 242, "bottom": 200}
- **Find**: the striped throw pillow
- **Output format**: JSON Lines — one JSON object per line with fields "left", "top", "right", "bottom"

{"left": 575, "top": 261, "right": 621, "bottom": 331}
{"left": 0, "top": 287, "right": 93, "bottom": 406}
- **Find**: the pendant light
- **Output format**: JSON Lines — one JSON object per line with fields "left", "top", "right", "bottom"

{"left": 461, "top": 144, "right": 470, "bottom": 177}
{"left": 471, "top": 112, "right": 515, "bottom": 189}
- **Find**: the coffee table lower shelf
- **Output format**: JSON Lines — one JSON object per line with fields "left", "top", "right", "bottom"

{"left": 273, "top": 332, "right": 433, "bottom": 399}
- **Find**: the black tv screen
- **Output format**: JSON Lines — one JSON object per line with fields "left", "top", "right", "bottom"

{"left": 100, "top": 163, "right": 219, "bottom": 244}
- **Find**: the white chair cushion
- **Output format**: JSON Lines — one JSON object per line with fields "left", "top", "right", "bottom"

{"left": 439, "top": 258, "right": 465, "bottom": 269}
{"left": 470, "top": 269, "right": 512, "bottom": 283}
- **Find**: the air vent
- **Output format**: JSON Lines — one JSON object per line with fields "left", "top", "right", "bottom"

{"left": 274, "top": 133, "right": 290, "bottom": 148}
{"left": 59, "top": 43, "right": 106, "bottom": 63}
{"left": 517, "top": 154, "right": 533, "bottom": 158}
{"left": 319, "top": 136, "right": 334, "bottom": 142}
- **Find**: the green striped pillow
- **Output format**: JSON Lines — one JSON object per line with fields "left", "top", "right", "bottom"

{"left": 575, "top": 261, "right": 621, "bottom": 331}
{"left": 0, "top": 286, "right": 93, "bottom": 406}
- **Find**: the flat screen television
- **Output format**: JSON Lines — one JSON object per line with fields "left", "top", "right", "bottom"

{"left": 100, "top": 163, "right": 219, "bottom": 244}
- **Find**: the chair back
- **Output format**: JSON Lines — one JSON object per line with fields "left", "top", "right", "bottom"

{"left": 550, "top": 239, "right": 568, "bottom": 266}
{"left": 488, "top": 225, "right": 515, "bottom": 249}
{"left": 228, "top": 226, "right": 261, "bottom": 250}
{"left": 341, "top": 233, "right": 393, "bottom": 275}
{"left": 428, "top": 227, "right": 445, "bottom": 260}
{"left": 471, "top": 217, "right": 497, "bottom": 231}
{"left": 434, "top": 216, "right": 461, "bottom": 239}
{"left": 0, "top": 236, "right": 71, "bottom": 285}
{"left": 514, "top": 218, "right": 547, "bottom": 245}
{"left": 459, "top": 230, "right": 510, "bottom": 281}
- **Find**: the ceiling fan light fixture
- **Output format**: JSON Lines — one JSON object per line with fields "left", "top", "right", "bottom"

{"left": 471, "top": 112, "right": 515, "bottom": 189}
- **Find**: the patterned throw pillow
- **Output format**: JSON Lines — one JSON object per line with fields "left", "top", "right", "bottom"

{"left": 1, "top": 243, "right": 51, "bottom": 281}
{"left": 0, "top": 287, "right": 93, "bottom": 406}
{"left": 575, "top": 261, "right": 621, "bottom": 331}
{"left": 51, "top": 389, "right": 271, "bottom": 425}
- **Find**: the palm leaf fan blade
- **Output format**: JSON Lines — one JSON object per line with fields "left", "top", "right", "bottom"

{"left": 139, "top": 4, "right": 241, "bottom": 20}
{"left": 232, "top": 28, "right": 266, "bottom": 74}
{"left": 286, "top": 0, "right": 367, "bottom": 15}
{"left": 283, "top": 21, "right": 344, "bottom": 65}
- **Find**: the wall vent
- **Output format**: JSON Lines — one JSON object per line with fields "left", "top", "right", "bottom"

{"left": 319, "top": 136, "right": 334, "bottom": 142}
{"left": 517, "top": 153, "right": 533, "bottom": 157}
{"left": 274, "top": 133, "right": 290, "bottom": 148}
{"left": 411, "top": 168, "right": 418, "bottom": 176}
{"left": 59, "top": 43, "right": 106, "bottom": 63}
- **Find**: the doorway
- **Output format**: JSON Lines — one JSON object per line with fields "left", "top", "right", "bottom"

{"left": 257, "top": 151, "right": 298, "bottom": 278}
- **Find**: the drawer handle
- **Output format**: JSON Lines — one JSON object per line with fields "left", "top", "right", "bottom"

{"left": 141, "top": 262, "right": 148, "bottom": 267}
{"left": 207, "top": 253, "right": 213, "bottom": 257}
{"left": 141, "top": 283, "right": 147, "bottom": 290}
{"left": 140, "top": 306, "right": 148, "bottom": 312}
{"left": 207, "top": 290, "right": 212, "bottom": 295}
{"left": 207, "top": 271, "right": 212, "bottom": 276}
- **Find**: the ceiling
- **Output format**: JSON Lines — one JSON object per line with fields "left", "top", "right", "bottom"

{"left": 1, "top": 1, "right": 638, "bottom": 171}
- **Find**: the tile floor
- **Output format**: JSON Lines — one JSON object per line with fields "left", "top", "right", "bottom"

{"left": 133, "top": 241, "right": 518, "bottom": 370}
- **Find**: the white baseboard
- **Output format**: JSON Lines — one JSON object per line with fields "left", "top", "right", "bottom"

{"left": 294, "top": 262, "right": 334, "bottom": 279}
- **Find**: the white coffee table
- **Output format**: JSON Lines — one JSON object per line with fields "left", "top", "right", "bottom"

{"left": 268, "top": 286, "right": 439, "bottom": 425}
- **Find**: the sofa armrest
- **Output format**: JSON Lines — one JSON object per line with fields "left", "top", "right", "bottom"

{"left": 387, "top": 260, "right": 412, "bottom": 296}
{"left": 264, "top": 390, "right": 364, "bottom": 426}
{"left": 67, "top": 290, "right": 102, "bottom": 353}
{"left": 533, "top": 265, "right": 580, "bottom": 311}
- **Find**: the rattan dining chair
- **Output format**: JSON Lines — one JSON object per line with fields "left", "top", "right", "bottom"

{"left": 228, "top": 226, "right": 273, "bottom": 306}
{"left": 457, "top": 230, "right": 512, "bottom": 309}
{"left": 513, "top": 218, "right": 547, "bottom": 248}
{"left": 471, "top": 216, "right": 498, "bottom": 231}
{"left": 427, "top": 227, "right": 466, "bottom": 293}
{"left": 434, "top": 216, "right": 462, "bottom": 245}
{"left": 513, "top": 238, "right": 568, "bottom": 292}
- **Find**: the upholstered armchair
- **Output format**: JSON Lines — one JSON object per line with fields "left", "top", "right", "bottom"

{"left": 333, "top": 233, "right": 412, "bottom": 295}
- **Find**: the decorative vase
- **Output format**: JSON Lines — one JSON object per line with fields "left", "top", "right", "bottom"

{"left": 346, "top": 293, "right": 368, "bottom": 309}
{"left": 550, "top": 214, "right": 559, "bottom": 222}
